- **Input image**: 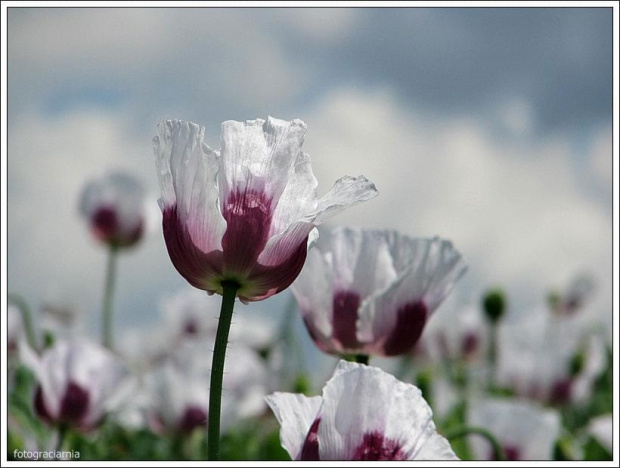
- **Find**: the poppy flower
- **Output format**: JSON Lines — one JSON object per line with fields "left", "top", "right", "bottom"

{"left": 266, "top": 360, "right": 457, "bottom": 460}
{"left": 153, "top": 117, "right": 378, "bottom": 302}
{"left": 468, "top": 398, "right": 560, "bottom": 461}
{"left": 79, "top": 171, "right": 147, "bottom": 249}
{"left": 292, "top": 227, "right": 466, "bottom": 357}
{"left": 22, "top": 340, "right": 128, "bottom": 431}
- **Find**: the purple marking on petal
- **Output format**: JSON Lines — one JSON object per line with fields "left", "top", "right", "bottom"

{"left": 91, "top": 206, "right": 118, "bottom": 242}
{"left": 331, "top": 291, "right": 361, "bottom": 351}
{"left": 162, "top": 205, "right": 224, "bottom": 292}
{"left": 351, "top": 431, "right": 406, "bottom": 461}
{"left": 242, "top": 236, "right": 309, "bottom": 302}
{"left": 461, "top": 332, "right": 479, "bottom": 359}
{"left": 177, "top": 406, "right": 208, "bottom": 433}
{"left": 91, "top": 206, "right": 144, "bottom": 248}
{"left": 300, "top": 417, "right": 321, "bottom": 461}
{"left": 381, "top": 301, "right": 428, "bottom": 356}
{"left": 549, "top": 378, "right": 573, "bottom": 405}
{"left": 489, "top": 444, "right": 521, "bottom": 461}
{"left": 302, "top": 314, "right": 333, "bottom": 354}
{"left": 183, "top": 319, "right": 199, "bottom": 336}
{"left": 34, "top": 386, "right": 53, "bottom": 423}
{"left": 59, "top": 381, "right": 90, "bottom": 426}
{"left": 222, "top": 190, "right": 273, "bottom": 274}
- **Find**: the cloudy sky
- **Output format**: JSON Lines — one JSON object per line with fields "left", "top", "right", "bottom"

{"left": 5, "top": 7, "right": 614, "bottom": 368}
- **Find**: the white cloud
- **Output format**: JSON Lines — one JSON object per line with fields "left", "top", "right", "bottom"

{"left": 7, "top": 107, "right": 186, "bottom": 334}
{"left": 7, "top": 86, "right": 612, "bottom": 340}
{"left": 8, "top": 9, "right": 309, "bottom": 116}
{"left": 588, "top": 125, "right": 613, "bottom": 186}
{"left": 302, "top": 88, "right": 612, "bottom": 315}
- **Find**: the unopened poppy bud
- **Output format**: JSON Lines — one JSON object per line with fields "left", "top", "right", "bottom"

{"left": 483, "top": 289, "right": 506, "bottom": 324}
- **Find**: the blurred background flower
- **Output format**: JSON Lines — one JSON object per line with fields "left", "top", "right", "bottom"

{"left": 467, "top": 398, "right": 561, "bottom": 461}
{"left": 292, "top": 227, "right": 465, "bottom": 358}
{"left": 79, "top": 171, "right": 149, "bottom": 249}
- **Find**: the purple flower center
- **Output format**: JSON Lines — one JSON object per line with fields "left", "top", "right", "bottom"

{"left": 300, "top": 417, "right": 321, "bottom": 460}
{"left": 34, "top": 385, "right": 52, "bottom": 423}
{"left": 332, "top": 291, "right": 361, "bottom": 351}
{"left": 351, "top": 432, "right": 406, "bottom": 461}
{"left": 183, "top": 319, "right": 199, "bottom": 336}
{"left": 178, "top": 406, "right": 208, "bottom": 433}
{"left": 222, "top": 190, "right": 273, "bottom": 274}
{"left": 489, "top": 444, "right": 521, "bottom": 461}
{"left": 461, "top": 332, "right": 479, "bottom": 358}
{"left": 382, "top": 301, "right": 428, "bottom": 356}
{"left": 549, "top": 377, "right": 573, "bottom": 405}
{"left": 59, "top": 381, "right": 90, "bottom": 425}
{"left": 92, "top": 206, "right": 119, "bottom": 240}
{"left": 91, "top": 206, "right": 143, "bottom": 247}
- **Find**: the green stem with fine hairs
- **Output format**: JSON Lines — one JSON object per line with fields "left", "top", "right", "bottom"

{"left": 207, "top": 281, "right": 240, "bottom": 461}
{"left": 446, "top": 426, "right": 506, "bottom": 461}
{"left": 102, "top": 245, "right": 119, "bottom": 349}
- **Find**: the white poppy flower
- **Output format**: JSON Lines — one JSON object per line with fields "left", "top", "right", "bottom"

{"left": 79, "top": 171, "right": 149, "bottom": 248}
{"left": 21, "top": 340, "right": 128, "bottom": 431}
{"left": 419, "top": 300, "right": 488, "bottom": 363}
{"left": 292, "top": 227, "right": 466, "bottom": 357}
{"left": 497, "top": 307, "right": 606, "bottom": 405}
{"left": 468, "top": 398, "right": 561, "bottom": 461}
{"left": 153, "top": 117, "right": 378, "bottom": 302}
{"left": 145, "top": 341, "right": 269, "bottom": 433}
{"left": 266, "top": 360, "right": 457, "bottom": 461}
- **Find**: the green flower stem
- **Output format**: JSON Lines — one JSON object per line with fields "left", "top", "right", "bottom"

{"left": 446, "top": 426, "right": 506, "bottom": 461}
{"left": 487, "top": 322, "right": 498, "bottom": 390}
{"left": 207, "top": 280, "right": 240, "bottom": 461}
{"left": 102, "top": 245, "right": 119, "bottom": 350}
{"left": 7, "top": 293, "right": 39, "bottom": 352}
{"left": 55, "top": 424, "right": 68, "bottom": 457}
{"left": 354, "top": 354, "right": 369, "bottom": 365}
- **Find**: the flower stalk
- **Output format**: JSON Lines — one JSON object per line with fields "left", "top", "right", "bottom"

{"left": 207, "top": 280, "right": 240, "bottom": 461}
{"left": 102, "top": 245, "right": 119, "bottom": 349}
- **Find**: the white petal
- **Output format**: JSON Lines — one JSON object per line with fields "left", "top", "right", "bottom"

{"left": 291, "top": 248, "right": 335, "bottom": 347}
{"left": 257, "top": 175, "right": 378, "bottom": 267}
{"left": 38, "top": 342, "right": 74, "bottom": 419}
{"left": 588, "top": 414, "right": 613, "bottom": 453}
{"left": 68, "top": 342, "right": 128, "bottom": 427}
{"left": 154, "top": 120, "right": 226, "bottom": 253}
{"left": 219, "top": 117, "right": 307, "bottom": 202}
{"left": 314, "top": 175, "right": 379, "bottom": 225}
{"left": 265, "top": 392, "right": 323, "bottom": 460}
{"left": 268, "top": 152, "right": 319, "bottom": 237}
{"left": 319, "top": 360, "right": 455, "bottom": 460}
{"left": 359, "top": 237, "right": 466, "bottom": 343}
{"left": 468, "top": 398, "right": 561, "bottom": 461}
{"left": 329, "top": 227, "right": 399, "bottom": 297}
